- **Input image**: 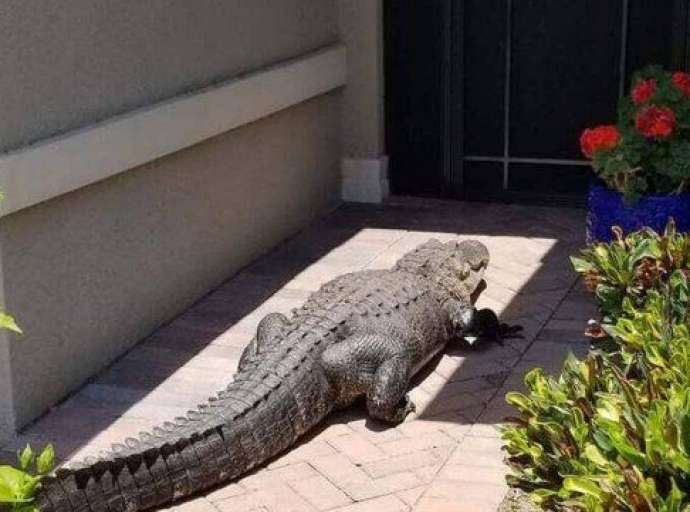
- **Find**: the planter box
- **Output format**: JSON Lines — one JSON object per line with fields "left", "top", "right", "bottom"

{"left": 586, "top": 183, "right": 690, "bottom": 243}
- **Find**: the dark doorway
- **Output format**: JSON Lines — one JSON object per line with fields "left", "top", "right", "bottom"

{"left": 385, "top": 0, "right": 690, "bottom": 205}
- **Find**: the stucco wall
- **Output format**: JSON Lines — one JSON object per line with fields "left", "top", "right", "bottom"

{"left": 338, "top": 0, "right": 385, "bottom": 159}
{"left": 336, "top": 0, "right": 388, "bottom": 203}
{"left": 0, "top": 92, "right": 341, "bottom": 432}
{"left": 0, "top": 0, "right": 338, "bottom": 153}
{"left": 0, "top": 338, "right": 13, "bottom": 439}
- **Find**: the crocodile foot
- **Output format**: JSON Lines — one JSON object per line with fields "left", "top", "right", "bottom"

{"left": 384, "top": 394, "right": 416, "bottom": 424}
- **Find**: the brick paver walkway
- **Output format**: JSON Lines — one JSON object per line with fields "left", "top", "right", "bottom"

{"left": 1, "top": 198, "right": 593, "bottom": 512}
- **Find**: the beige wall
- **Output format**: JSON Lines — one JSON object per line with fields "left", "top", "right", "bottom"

{"left": 0, "top": 93, "right": 341, "bottom": 435}
{"left": 338, "top": 0, "right": 385, "bottom": 159}
{"left": 337, "top": 0, "right": 388, "bottom": 203}
{"left": 0, "top": 0, "right": 338, "bottom": 153}
{"left": 0, "top": 337, "right": 13, "bottom": 439}
{"left": 0, "top": 0, "right": 344, "bottom": 441}
{"left": 0, "top": 0, "right": 395, "bottom": 441}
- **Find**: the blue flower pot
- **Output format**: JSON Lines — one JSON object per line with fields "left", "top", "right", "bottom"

{"left": 586, "top": 183, "right": 690, "bottom": 244}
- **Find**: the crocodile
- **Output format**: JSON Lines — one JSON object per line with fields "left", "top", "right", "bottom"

{"left": 35, "top": 238, "right": 517, "bottom": 512}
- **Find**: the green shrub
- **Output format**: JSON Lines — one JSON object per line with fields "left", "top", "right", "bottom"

{"left": 570, "top": 219, "right": 690, "bottom": 320}
{"left": 504, "top": 223, "right": 690, "bottom": 511}
{"left": 0, "top": 444, "right": 54, "bottom": 512}
{"left": 504, "top": 286, "right": 690, "bottom": 510}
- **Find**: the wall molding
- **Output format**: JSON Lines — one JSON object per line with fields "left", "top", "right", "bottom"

{"left": 341, "top": 156, "right": 389, "bottom": 203}
{"left": 0, "top": 44, "right": 347, "bottom": 217}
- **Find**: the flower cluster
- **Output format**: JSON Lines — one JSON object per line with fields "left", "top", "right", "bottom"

{"left": 631, "top": 78, "right": 656, "bottom": 104}
{"left": 635, "top": 105, "right": 676, "bottom": 139}
{"left": 673, "top": 71, "right": 690, "bottom": 96}
{"left": 581, "top": 66, "right": 690, "bottom": 201}
{"left": 579, "top": 125, "right": 620, "bottom": 158}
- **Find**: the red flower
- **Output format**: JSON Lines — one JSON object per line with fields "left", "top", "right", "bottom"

{"left": 580, "top": 125, "right": 621, "bottom": 158}
{"left": 635, "top": 106, "right": 676, "bottom": 139}
{"left": 631, "top": 79, "right": 657, "bottom": 105}
{"left": 672, "top": 71, "right": 690, "bottom": 97}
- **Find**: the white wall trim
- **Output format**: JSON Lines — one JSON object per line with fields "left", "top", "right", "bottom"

{"left": 0, "top": 44, "right": 347, "bottom": 217}
{"left": 341, "top": 156, "right": 389, "bottom": 203}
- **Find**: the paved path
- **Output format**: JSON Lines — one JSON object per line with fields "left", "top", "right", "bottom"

{"left": 1, "top": 198, "right": 594, "bottom": 512}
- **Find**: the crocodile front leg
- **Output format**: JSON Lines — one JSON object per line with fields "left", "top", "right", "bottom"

{"left": 321, "top": 333, "right": 415, "bottom": 424}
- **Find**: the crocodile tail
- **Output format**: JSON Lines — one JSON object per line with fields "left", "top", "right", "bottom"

{"left": 34, "top": 396, "right": 258, "bottom": 512}
{"left": 33, "top": 335, "right": 332, "bottom": 512}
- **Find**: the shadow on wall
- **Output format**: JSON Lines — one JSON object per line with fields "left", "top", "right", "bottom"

{"left": 1, "top": 198, "right": 585, "bottom": 466}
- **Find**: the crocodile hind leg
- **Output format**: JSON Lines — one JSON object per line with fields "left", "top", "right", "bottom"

{"left": 321, "top": 333, "right": 415, "bottom": 424}
{"left": 238, "top": 312, "right": 290, "bottom": 370}
{"left": 367, "top": 355, "right": 416, "bottom": 423}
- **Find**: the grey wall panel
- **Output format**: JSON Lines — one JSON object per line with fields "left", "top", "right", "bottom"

{"left": 385, "top": 0, "right": 447, "bottom": 196}
{"left": 0, "top": 0, "right": 338, "bottom": 153}
{"left": 462, "top": 161, "right": 503, "bottom": 200}
{"left": 509, "top": 163, "right": 591, "bottom": 196}
{"left": 510, "top": 0, "right": 623, "bottom": 160}
{"left": 627, "top": 0, "right": 676, "bottom": 80}
{"left": 463, "top": 0, "right": 506, "bottom": 157}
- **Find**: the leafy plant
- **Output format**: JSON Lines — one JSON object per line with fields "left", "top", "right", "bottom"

{"left": 505, "top": 223, "right": 690, "bottom": 511}
{"left": 0, "top": 444, "right": 54, "bottom": 512}
{"left": 0, "top": 312, "right": 21, "bottom": 335}
{"left": 581, "top": 65, "right": 690, "bottom": 202}
{"left": 570, "top": 219, "right": 690, "bottom": 319}
{"left": 504, "top": 355, "right": 690, "bottom": 511}
{"left": 504, "top": 285, "right": 690, "bottom": 510}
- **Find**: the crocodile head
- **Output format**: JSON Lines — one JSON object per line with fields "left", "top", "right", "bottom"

{"left": 394, "top": 238, "right": 489, "bottom": 301}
